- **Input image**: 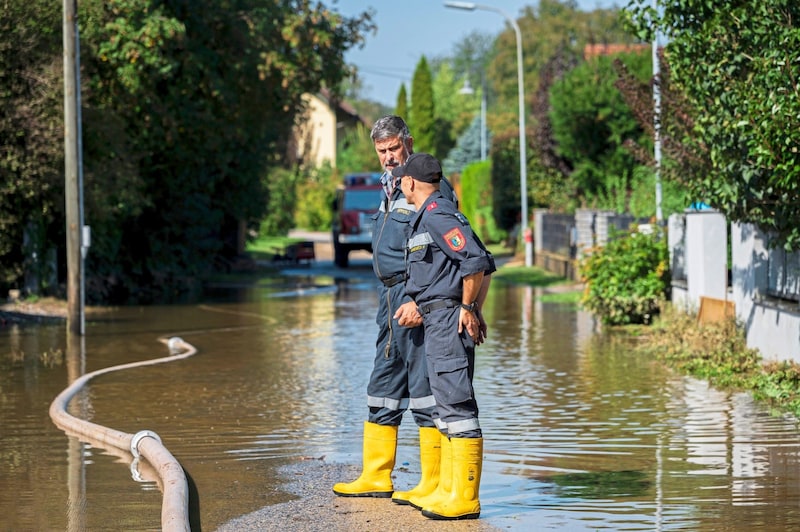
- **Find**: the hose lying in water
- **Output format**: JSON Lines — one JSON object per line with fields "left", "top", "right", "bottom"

{"left": 49, "top": 336, "right": 197, "bottom": 532}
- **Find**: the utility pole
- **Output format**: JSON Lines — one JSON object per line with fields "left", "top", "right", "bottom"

{"left": 64, "top": 0, "right": 83, "bottom": 335}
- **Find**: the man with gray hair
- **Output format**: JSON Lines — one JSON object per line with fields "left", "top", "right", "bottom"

{"left": 333, "top": 115, "right": 470, "bottom": 505}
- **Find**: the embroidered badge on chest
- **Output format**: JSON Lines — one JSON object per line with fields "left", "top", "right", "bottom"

{"left": 444, "top": 228, "right": 466, "bottom": 251}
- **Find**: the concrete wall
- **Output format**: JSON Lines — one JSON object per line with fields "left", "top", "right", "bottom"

{"left": 731, "top": 223, "right": 800, "bottom": 362}
{"left": 669, "top": 212, "right": 800, "bottom": 362}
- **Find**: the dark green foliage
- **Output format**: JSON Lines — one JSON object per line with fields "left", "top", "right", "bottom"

{"left": 260, "top": 167, "right": 299, "bottom": 236}
{"left": 0, "top": 0, "right": 372, "bottom": 302}
{"left": 395, "top": 84, "right": 408, "bottom": 120}
{"left": 410, "top": 56, "right": 435, "bottom": 155}
{"left": 432, "top": 117, "right": 455, "bottom": 165}
{"left": 579, "top": 227, "right": 670, "bottom": 325}
{"left": 625, "top": 0, "right": 800, "bottom": 249}
{"left": 489, "top": 131, "right": 524, "bottom": 231}
{"left": 0, "top": 1, "right": 64, "bottom": 290}
{"left": 549, "top": 51, "right": 652, "bottom": 208}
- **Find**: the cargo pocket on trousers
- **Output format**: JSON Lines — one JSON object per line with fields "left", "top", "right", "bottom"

{"left": 431, "top": 355, "right": 473, "bottom": 404}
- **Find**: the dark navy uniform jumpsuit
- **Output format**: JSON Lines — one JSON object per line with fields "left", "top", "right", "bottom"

{"left": 367, "top": 177, "right": 438, "bottom": 427}
{"left": 405, "top": 190, "right": 493, "bottom": 438}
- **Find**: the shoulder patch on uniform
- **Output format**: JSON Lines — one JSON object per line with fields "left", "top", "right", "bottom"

{"left": 426, "top": 201, "right": 438, "bottom": 211}
{"left": 444, "top": 228, "right": 466, "bottom": 251}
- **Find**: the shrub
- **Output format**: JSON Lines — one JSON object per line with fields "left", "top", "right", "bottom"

{"left": 294, "top": 164, "right": 338, "bottom": 232}
{"left": 579, "top": 226, "right": 670, "bottom": 325}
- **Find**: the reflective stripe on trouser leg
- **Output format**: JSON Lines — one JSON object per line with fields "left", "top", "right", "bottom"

{"left": 367, "top": 283, "right": 435, "bottom": 427}
{"left": 423, "top": 308, "right": 479, "bottom": 436}
{"left": 446, "top": 418, "right": 480, "bottom": 436}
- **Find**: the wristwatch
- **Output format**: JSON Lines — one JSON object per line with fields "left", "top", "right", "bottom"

{"left": 460, "top": 302, "right": 477, "bottom": 313}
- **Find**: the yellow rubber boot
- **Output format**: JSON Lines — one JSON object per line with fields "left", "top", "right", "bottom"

{"left": 332, "top": 422, "right": 398, "bottom": 497}
{"left": 422, "top": 437, "right": 482, "bottom": 520}
{"left": 408, "top": 432, "right": 451, "bottom": 510}
{"left": 392, "top": 427, "right": 441, "bottom": 505}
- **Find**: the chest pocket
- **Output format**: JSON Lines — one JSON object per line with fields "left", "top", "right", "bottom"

{"left": 407, "top": 232, "right": 434, "bottom": 263}
{"left": 390, "top": 206, "right": 414, "bottom": 223}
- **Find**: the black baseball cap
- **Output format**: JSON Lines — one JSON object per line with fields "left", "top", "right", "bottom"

{"left": 390, "top": 153, "right": 442, "bottom": 183}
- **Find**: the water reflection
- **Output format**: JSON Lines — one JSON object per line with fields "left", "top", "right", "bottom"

{"left": 2, "top": 272, "right": 800, "bottom": 531}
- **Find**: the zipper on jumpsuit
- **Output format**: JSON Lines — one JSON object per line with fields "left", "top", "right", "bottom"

{"left": 374, "top": 206, "right": 393, "bottom": 359}
{"left": 384, "top": 289, "right": 393, "bottom": 359}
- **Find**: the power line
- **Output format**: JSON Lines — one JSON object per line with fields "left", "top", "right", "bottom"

{"left": 352, "top": 64, "right": 411, "bottom": 80}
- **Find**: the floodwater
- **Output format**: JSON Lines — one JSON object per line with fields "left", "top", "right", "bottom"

{"left": 3, "top": 259, "right": 800, "bottom": 531}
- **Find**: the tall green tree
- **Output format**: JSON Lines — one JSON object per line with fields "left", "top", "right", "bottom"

{"left": 409, "top": 56, "right": 435, "bottom": 155}
{"left": 626, "top": 0, "right": 800, "bottom": 249}
{"left": 395, "top": 83, "right": 408, "bottom": 120}
{"left": 487, "top": 0, "right": 636, "bottom": 135}
{"left": 475, "top": 0, "right": 638, "bottom": 229}
{"left": 548, "top": 51, "right": 652, "bottom": 207}
{"left": 0, "top": 1, "right": 64, "bottom": 291}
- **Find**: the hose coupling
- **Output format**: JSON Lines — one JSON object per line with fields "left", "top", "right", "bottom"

{"left": 167, "top": 337, "right": 184, "bottom": 354}
{"left": 131, "top": 429, "right": 162, "bottom": 459}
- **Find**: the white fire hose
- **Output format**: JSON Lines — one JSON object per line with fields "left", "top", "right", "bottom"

{"left": 49, "top": 336, "right": 197, "bottom": 532}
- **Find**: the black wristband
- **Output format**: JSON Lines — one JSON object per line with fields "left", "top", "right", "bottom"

{"left": 460, "top": 302, "right": 477, "bottom": 313}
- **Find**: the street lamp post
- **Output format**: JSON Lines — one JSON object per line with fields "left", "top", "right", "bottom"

{"left": 445, "top": 1, "right": 531, "bottom": 266}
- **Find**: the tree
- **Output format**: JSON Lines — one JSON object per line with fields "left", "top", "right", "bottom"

{"left": 409, "top": 56, "right": 436, "bottom": 155}
{"left": 469, "top": 0, "right": 641, "bottom": 229}
{"left": 548, "top": 51, "right": 652, "bottom": 207}
{"left": 625, "top": 0, "right": 800, "bottom": 249}
{"left": 487, "top": 0, "right": 637, "bottom": 135}
{"left": 0, "top": 1, "right": 64, "bottom": 292}
{"left": 459, "top": 159, "right": 504, "bottom": 244}
{"left": 443, "top": 115, "right": 485, "bottom": 176}
{"left": 0, "top": 0, "right": 373, "bottom": 302}
{"left": 395, "top": 83, "right": 408, "bottom": 119}
{"left": 78, "top": 0, "right": 373, "bottom": 301}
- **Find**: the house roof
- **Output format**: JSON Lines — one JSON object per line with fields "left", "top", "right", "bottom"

{"left": 583, "top": 43, "right": 650, "bottom": 60}
{"left": 318, "top": 88, "right": 363, "bottom": 124}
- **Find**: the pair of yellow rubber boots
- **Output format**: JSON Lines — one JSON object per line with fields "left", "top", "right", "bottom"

{"left": 332, "top": 421, "right": 483, "bottom": 520}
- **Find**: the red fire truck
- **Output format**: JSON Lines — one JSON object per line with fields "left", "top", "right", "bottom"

{"left": 331, "top": 173, "right": 383, "bottom": 268}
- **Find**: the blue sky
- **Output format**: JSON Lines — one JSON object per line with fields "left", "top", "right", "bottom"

{"left": 327, "top": 0, "right": 624, "bottom": 106}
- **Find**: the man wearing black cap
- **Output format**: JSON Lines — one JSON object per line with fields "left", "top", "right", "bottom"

{"left": 393, "top": 152, "right": 493, "bottom": 520}
{"left": 333, "top": 116, "right": 459, "bottom": 505}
